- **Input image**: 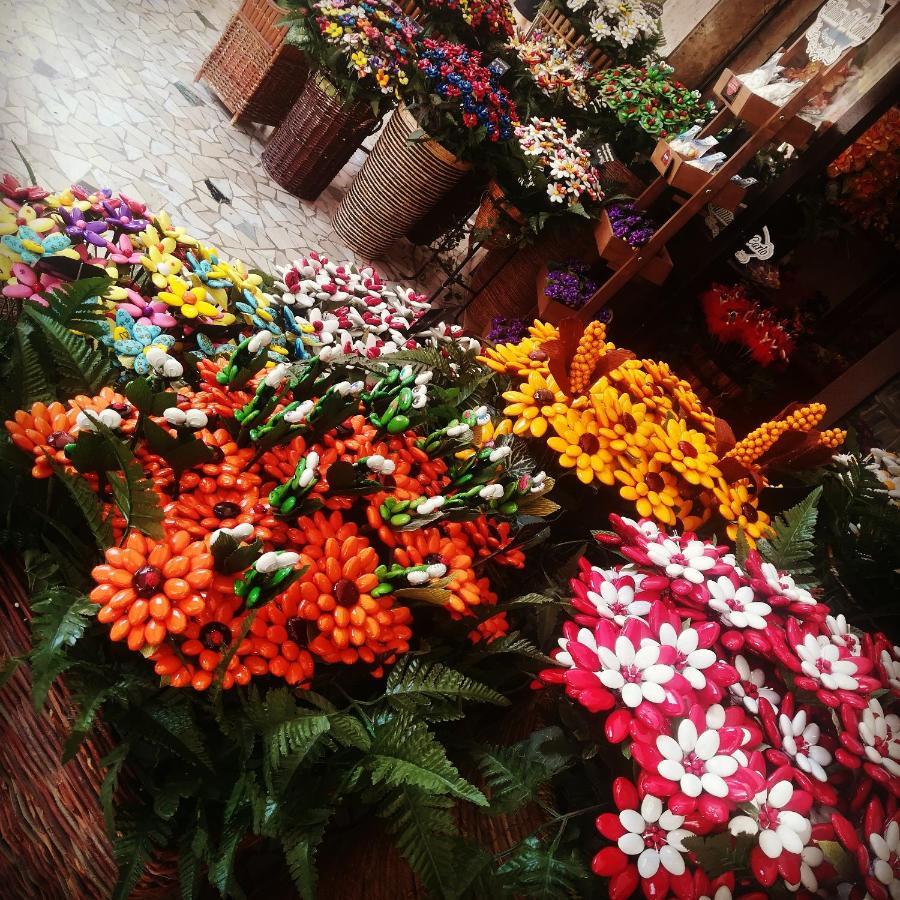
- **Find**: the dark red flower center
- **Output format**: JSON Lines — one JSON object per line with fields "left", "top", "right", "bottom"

{"left": 578, "top": 433, "right": 600, "bottom": 454}
{"left": 677, "top": 440, "right": 698, "bottom": 458}
{"left": 286, "top": 617, "right": 306, "bottom": 644}
{"left": 133, "top": 565, "right": 163, "bottom": 598}
{"left": 621, "top": 412, "right": 637, "bottom": 433}
{"left": 533, "top": 389, "right": 555, "bottom": 405}
{"left": 333, "top": 578, "right": 360, "bottom": 607}
{"left": 645, "top": 472, "right": 665, "bottom": 493}
{"left": 213, "top": 501, "right": 241, "bottom": 519}
{"left": 424, "top": 553, "right": 446, "bottom": 566}
{"left": 741, "top": 503, "right": 758, "bottom": 523}
{"left": 47, "top": 430, "right": 74, "bottom": 450}
{"left": 199, "top": 621, "right": 232, "bottom": 650}
{"left": 528, "top": 349, "right": 547, "bottom": 362}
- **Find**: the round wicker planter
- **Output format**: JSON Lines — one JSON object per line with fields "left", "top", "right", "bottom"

{"left": 332, "top": 104, "right": 471, "bottom": 259}
{"left": 262, "top": 72, "right": 380, "bottom": 201}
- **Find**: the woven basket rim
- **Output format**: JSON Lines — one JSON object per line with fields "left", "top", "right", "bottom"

{"left": 395, "top": 103, "right": 472, "bottom": 173}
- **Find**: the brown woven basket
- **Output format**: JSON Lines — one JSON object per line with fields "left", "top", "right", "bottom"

{"left": 332, "top": 104, "right": 472, "bottom": 259}
{"left": 527, "top": 0, "right": 612, "bottom": 72}
{"left": 405, "top": 169, "right": 488, "bottom": 247}
{"left": 262, "top": 71, "right": 380, "bottom": 201}
{"left": 472, "top": 180, "right": 527, "bottom": 250}
{"left": 0, "top": 555, "right": 177, "bottom": 899}
{"left": 196, "top": 0, "right": 308, "bottom": 126}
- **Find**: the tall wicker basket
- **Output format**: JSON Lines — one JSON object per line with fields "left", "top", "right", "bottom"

{"left": 196, "top": 0, "right": 308, "bottom": 126}
{"left": 262, "top": 72, "right": 380, "bottom": 201}
{"left": 332, "top": 104, "right": 471, "bottom": 259}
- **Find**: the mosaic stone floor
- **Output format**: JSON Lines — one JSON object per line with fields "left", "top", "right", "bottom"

{"left": 0, "top": 0, "right": 451, "bottom": 288}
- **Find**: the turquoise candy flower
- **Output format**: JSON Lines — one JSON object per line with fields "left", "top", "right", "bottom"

{"left": 235, "top": 288, "right": 280, "bottom": 334}
{"left": 191, "top": 330, "right": 235, "bottom": 362}
{"left": 282, "top": 305, "right": 310, "bottom": 361}
{"left": 1, "top": 225, "right": 71, "bottom": 265}
{"left": 186, "top": 250, "right": 232, "bottom": 290}
{"left": 102, "top": 309, "right": 175, "bottom": 373}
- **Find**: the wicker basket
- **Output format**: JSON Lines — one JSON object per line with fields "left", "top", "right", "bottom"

{"left": 332, "top": 104, "right": 472, "bottom": 259}
{"left": 262, "top": 71, "right": 380, "bottom": 201}
{"left": 405, "top": 169, "right": 488, "bottom": 247}
{"left": 196, "top": 0, "right": 308, "bottom": 126}
{"left": 527, "top": 0, "right": 612, "bottom": 72}
{"left": 0, "top": 556, "right": 177, "bottom": 899}
{"left": 472, "top": 180, "right": 527, "bottom": 250}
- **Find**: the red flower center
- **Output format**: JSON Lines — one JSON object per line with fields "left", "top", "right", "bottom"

{"left": 133, "top": 564, "right": 163, "bottom": 598}
{"left": 641, "top": 823, "right": 667, "bottom": 851}
{"left": 578, "top": 433, "right": 600, "bottom": 455}
{"left": 757, "top": 804, "right": 781, "bottom": 830}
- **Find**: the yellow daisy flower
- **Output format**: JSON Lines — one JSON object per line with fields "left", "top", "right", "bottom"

{"left": 503, "top": 371, "right": 569, "bottom": 438}
{"left": 714, "top": 479, "right": 771, "bottom": 544}
{"left": 547, "top": 408, "right": 615, "bottom": 485}
{"left": 528, "top": 320, "right": 559, "bottom": 343}
{"left": 650, "top": 418, "right": 721, "bottom": 489}
{"left": 153, "top": 210, "right": 198, "bottom": 247}
{"left": 477, "top": 337, "right": 551, "bottom": 376}
{"left": 157, "top": 276, "right": 230, "bottom": 322}
{"left": 140, "top": 239, "right": 182, "bottom": 289}
{"left": 592, "top": 387, "right": 653, "bottom": 452}
{"left": 613, "top": 457, "right": 680, "bottom": 526}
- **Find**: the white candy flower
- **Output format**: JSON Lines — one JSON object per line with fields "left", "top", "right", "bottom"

{"left": 796, "top": 634, "right": 862, "bottom": 691}
{"left": 708, "top": 577, "right": 771, "bottom": 630}
{"left": 646, "top": 539, "right": 716, "bottom": 584}
{"left": 729, "top": 654, "right": 781, "bottom": 714}
{"left": 655, "top": 707, "right": 741, "bottom": 799}
{"left": 584, "top": 570, "right": 652, "bottom": 625}
{"left": 759, "top": 562, "right": 815, "bottom": 605}
{"left": 657, "top": 622, "right": 716, "bottom": 690}
{"left": 785, "top": 844, "right": 825, "bottom": 893}
{"left": 777, "top": 710, "right": 831, "bottom": 782}
{"left": 867, "top": 817, "right": 900, "bottom": 895}
{"left": 184, "top": 409, "right": 208, "bottom": 429}
{"left": 728, "top": 781, "right": 812, "bottom": 858}
{"left": 616, "top": 794, "right": 693, "bottom": 879}
{"left": 859, "top": 699, "right": 900, "bottom": 778}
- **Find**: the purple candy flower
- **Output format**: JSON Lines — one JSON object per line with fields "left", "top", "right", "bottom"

{"left": 102, "top": 199, "right": 148, "bottom": 233}
{"left": 544, "top": 259, "right": 600, "bottom": 310}
{"left": 488, "top": 315, "right": 528, "bottom": 343}
{"left": 59, "top": 206, "right": 108, "bottom": 247}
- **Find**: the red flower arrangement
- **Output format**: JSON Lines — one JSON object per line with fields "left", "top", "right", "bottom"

{"left": 540, "top": 512, "right": 900, "bottom": 899}
{"left": 700, "top": 282, "right": 798, "bottom": 367}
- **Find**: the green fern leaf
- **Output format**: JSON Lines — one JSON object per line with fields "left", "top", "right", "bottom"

{"left": 139, "top": 693, "right": 214, "bottom": 771}
{"left": 99, "top": 743, "right": 130, "bottom": 836}
{"left": 476, "top": 727, "right": 573, "bottom": 815}
{"left": 177, "top": 824, "right": 202, "bottom": 900}
{"left": 379, "top": 784, "right": 458, "bottom": 899}
{"left": 329, "top": 711, "right": 372, "bottom": 750}
{"left": 757, "top": 486, "right": 822, "bottom": 579}
{"left": 16, "top": 321, "right": 53, "bottom": 406}
{"left": 43, "top": 274, "right": 111, "bottom": 335}
{"left": 265, "top": 713, "right": 331, "bottom": 778}
{"left": 111, "top": 813, "right": 169, "bottom": 900}
{"left": 28, "top": 587, "right": 95, "bottom": 710}
{"left": 367, "top": 714, "right": 487, "bottom": 805}
{"left": 280, "top": 807, "right": 335, "bottom": 900}
{"left": 496, "top": 834, "right": 588, "bottom": 900}
{"left": 465, "top": 631, "right": 553, "bottom": 664}
{"left": 384, "top": 657, "right": 509, "bottom": 715}
{"left": 209, "top": 777, "right": 251, "bottom": 895}
{"left": 24, "top": 306, "right": 114, "bottom": 397}
{"left": 48, "top": 461, "right": 113, "bottom": 549}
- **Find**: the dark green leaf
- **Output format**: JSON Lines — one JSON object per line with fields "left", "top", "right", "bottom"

{"left": 757, "top": 486, "right": 822, "bottom": 580}
{"left": 48, "top": 460, "right": 113, "bottom": 550}
{"left": 384, "top": 657, "right": 509, "bottom": 715}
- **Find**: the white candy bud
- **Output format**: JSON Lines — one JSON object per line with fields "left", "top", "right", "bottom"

{"left": 184, "top": 409, "right": 208, "bottom": 429}
{"left": 415, "top": 371, "right": 433, "bottom": 386}
{"left": 489, "top": 446, "right": 511, "bottom": 463}
{"left": 248, "top": 330, "right": 273, "bottom": 354}
{"left": 283, "top": 399, "right": 314, "bottom": 424}
{"left": 98, "top": 408, "right": 122, "bottom": 430}
{"left": 264, "top": 362, "right": 289, "bottom": 388}
{"left": 406, "top": 570, "right": 429, "bottom": 585}
{"left": 162, "top": 357, "right": 183, "bottom": 378}
{"left": 479, "top": 484, "right": 505, "bottom": 501}
{"left": 426, "top": 563, "right": 447, "bottom": 579}
{"left": 163, "top": 407, "right": 187, "bottom": 426}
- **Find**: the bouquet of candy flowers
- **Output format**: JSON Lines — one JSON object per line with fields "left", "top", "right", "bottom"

{"left": 541, "top": 510, "right": 900, "bottom": 900}
{"left": 411, "top": 38, "right": 517, "bottom": 153}
{"left": 563, "top": 0, "right": 662, "bottom": 62}
{"left": 420, "top": 0, "right": 516, "bottom": 41}
{"left": 593, "top": 62, "right": 716, "bottom": 142}
{"left": 283, "top": 0, "right": 421, "bottom": 104}
{"left": 508, "top": 31, "right": 593, "bottom": 112}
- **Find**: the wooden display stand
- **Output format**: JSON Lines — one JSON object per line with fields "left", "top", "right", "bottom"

{"left": 594, "top": 211, "right": 673, "bottom": 285}
{"left": 575, "top": 25, "right": 869, "bottom": 322}
{"left": 649, "top": 140, "right": 748, "bottom": 212}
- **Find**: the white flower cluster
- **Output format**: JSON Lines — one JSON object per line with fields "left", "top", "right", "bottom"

{"left": 508, "top": 31, "right": 592, "bottom": 108}
{"left": 514, "top": 117, "right": 603, "bottom": 206}
{"left": 273, "top": 252, "right": 478, "bottom": 361}
{"left": 866, "top": 448, "right": 900, "bottom": 506}
{"left": 567, "top": 0, "right": 658, "bottom": 50}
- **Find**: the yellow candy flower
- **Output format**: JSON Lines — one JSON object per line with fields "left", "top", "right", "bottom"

{"left": 503, "top": 371, "right": 569, "bottom": 438}
{"left": 141, "top": 240, "right": 182, "bottom": 289}
{"left": 44, "top": 189, "right": 91, "bottom": 211}
{"left": 650, "top": 418, "right": 720, "bottom": 489}
{"left": 477, "top": 337, "right": 551, "bottom": 376}
{"left": 592, "top": 387, "right": 653, "bottom": 452}
{"left": 714, "top": 479, "right": 771, "bottom": 544}
{"left": 528, "top": 320, "right": 559, "bottom": 343}
{"left": 17, "top": 204, "right": 56, "bottom": 233}
{"left": 0, "top": 206, "right": 17, "bottom": 236}
{"left": 157, "top": 276, "right": 227, "bottom": 322}
{"left": 153, "top": 210, "right": 198, "bottom": 247}
{"left": 547, "top": 408, "right": 615, "bottom": 485}
{"left": 613, "top": 458, "right": 680, "bottom": 526}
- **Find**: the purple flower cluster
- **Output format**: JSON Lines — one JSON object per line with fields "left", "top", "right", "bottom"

{"left": 607, "top": 202, "right": 656, "bottom": 248}
{"left": 544, "top": 259, "right": 599, "bottom": 310}
{"left": 488, "top": 315, "right": 528, "bottom": 343}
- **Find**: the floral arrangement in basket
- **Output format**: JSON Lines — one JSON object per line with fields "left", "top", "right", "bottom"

{"left": 478, "top": 319, "right": 846, "bottom": 540}
{"left": 419, "top": 0, "right": 516, "bottom": 41}
{"left": 408, "top": 37, "right": 518, "bottom": 156}
{"left": 593, "top": 62, "right": 716, "bottom": 142}
{"left": 281, "top": 0, "right": 422, "bottom": 111}
{"left": 539, "top": 507, "right": 900, "bottom": 899}
{"left": 606, "top": 200, "right": 657, "bottom": 248}
{"left": 700, "top": 282, "right": 800, "bottom": 368}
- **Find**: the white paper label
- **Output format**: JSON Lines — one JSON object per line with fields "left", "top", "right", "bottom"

{"left": 735, "top": 226, "right": 774, "bottom": 263}
{"left": 805, "top": 0, "right": 886, "bottom": 64}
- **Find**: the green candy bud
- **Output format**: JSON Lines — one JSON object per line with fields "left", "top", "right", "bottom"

{"left": 387, "top": 415, "right": 410, "bottom": 434}
{"left": 390, "top": 513, "right": 411, "bottom": 526}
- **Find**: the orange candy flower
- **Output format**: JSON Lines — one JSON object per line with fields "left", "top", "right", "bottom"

{"left": 89, "top": 528, "right": 213, "bottom": 653}
{"left": 5, "top": 400, "right": 76, "bottom": 478}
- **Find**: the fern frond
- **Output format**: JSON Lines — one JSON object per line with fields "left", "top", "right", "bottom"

{"left": 757, "top": 486, "right": 822, "bottom": 580}
{"left": 476, "top": 727, "right": 573, "bottom": 815}
{"left": 280, "top": 807, "right": 335, "bottom": 900}
{"left": 379, "top": 784, "right": 458, "bottom": 899}
{"left": 28, "top": 587, "right": 95, "bottom": 710}
{"left": 137, "top": 693, "right": 214, "bottom": 771}
{"left": 496, "top": 835, "right": 588, "bottom": 900}
{"left": 24, "top": 306, "right": 114, "bottom": 397}
{"left": 99, "top": 743, "right": 130, "bottom": 836}
{"left": 367, "top": 713, "right": 487, "bottom": 805}
{"left": 43, "top": 274, "right": 111, "bottom": 335}
{"left": 465, "top": 631, "right": 553, "bottom": 664}
{"left": 110, "top": 813, "right": 169, "bottom": 900}
{"left": 16, "top": 321, "right": 53, "bottom": 407}
{"left": 384, "top": 657, "right": 509, "bottom": 716}
{"left": 48, "top": 460, "right": 113, "bottom": 550}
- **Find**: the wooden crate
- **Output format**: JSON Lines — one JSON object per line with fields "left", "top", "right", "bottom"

{"left": 650, "top": 139, "right": 748, "bottom": 212}
{"left": 594, "top": 211, "right": 673, "bottom": 286}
